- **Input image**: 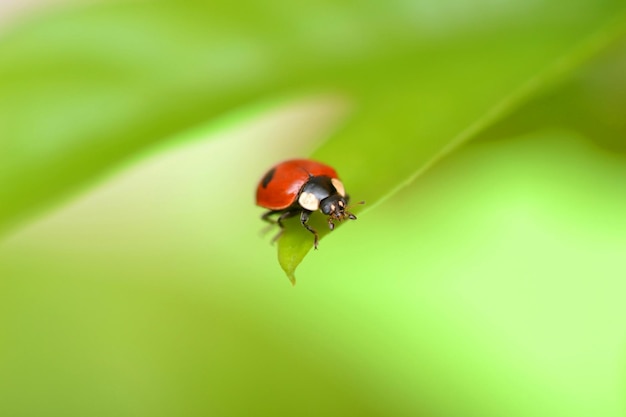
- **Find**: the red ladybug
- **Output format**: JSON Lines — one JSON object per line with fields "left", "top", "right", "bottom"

{"left": 256, "top": 159, "right": 358, "bottom": 249}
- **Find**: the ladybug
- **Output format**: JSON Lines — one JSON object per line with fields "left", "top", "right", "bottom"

{"left": 256, "top": 159, "right": 358, "bottom": 249}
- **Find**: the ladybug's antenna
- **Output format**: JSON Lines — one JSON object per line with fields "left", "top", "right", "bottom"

{"left": 298, "top": 166, "right": 313, "bottom": 177}
{"left": 346, "top": 200, "right": 365, "bottom": 211}
{"left": 341, "top": 200, "right": 364, "bottom": 223}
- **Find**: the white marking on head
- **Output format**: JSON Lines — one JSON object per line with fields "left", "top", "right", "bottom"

{"left": 299, "top": 191, "right": 320, "bottom": 211}
{"left": 331, "top": 178, "right": 346, "bottom": 197}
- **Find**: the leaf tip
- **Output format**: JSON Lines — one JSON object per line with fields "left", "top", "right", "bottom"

{"left": 287, "top": 273, "right": 296, "bottom": 286}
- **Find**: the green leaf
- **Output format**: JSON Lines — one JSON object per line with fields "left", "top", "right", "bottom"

{"left": 1, "top": 0, "right": 625, "bottom": 285}
{"left": 2, "top": 3, "right": 626, "bottom": 412}
{"left": 277, "top": 213, "right": 341, "bottom": 284}
{"left": 277, "top": 7, "right": 626, "bottom": 282}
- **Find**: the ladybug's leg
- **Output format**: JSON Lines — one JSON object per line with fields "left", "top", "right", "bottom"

{"left": 270, "top": 210, "right": 303, "bottom": 243}
{"left": 299, "top": 210, "right": 319, "bottom": 249}
{"left": 261, "top": 210, "right": 298, "bottom": 226}
{"left": 261, "top": 210, "right": 298, "bottom": 244}
{"left": 260, "top": 210, "right": 280, "bottom": 236}
{"left": 276, "top": 210, "right": 297, "bottom": 229}
{"left": 261, "top": 210, "right": 282, "bottom": 225}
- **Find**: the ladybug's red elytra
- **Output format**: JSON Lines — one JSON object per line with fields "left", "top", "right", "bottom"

{"left": 256, "top": 159, "right": 358, "bottom": 249}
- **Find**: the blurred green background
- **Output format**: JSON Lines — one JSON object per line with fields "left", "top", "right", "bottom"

{"left": 1, "top": 1, "right": 626, "bottom": 416}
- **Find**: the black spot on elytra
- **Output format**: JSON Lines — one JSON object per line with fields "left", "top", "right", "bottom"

{"left": 261, "top": 168, "right": 276, "bottom": 188}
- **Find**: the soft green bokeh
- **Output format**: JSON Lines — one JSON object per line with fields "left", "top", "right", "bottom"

{"left": 1, "top": 1, "right": 626, "bottom": 416}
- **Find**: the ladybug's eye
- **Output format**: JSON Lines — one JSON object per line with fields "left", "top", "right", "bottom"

{"left": 331, "top": 179, "right": 345, "bottom": 197}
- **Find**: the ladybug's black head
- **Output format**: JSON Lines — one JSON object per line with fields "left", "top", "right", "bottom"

{"left": 298, "top": 175, "right": 357, "bottom": 230}
{"left": 298, "top": 176, "right": 356, "bottom": 230}
{"left": 320, "top": 187, "right": 356, "bottom": 230}
{"left": 320, "top": 194, "right": 346, "bottom": 216}
{"left": 320, "top": 193, "right": 356, "bottom": 231}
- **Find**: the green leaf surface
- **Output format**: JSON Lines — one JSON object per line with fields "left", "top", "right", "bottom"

{"left": 1, "top": 0, "right": 625, "bottom": 283}
{"left": 277, "top": 6, "right": 626, "bottom": 282}
{"left": 1, "top": 6, "right": 626, "bottom": 412}
{"left": 2, "top": 111, "right": 625, "bottom": 417}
